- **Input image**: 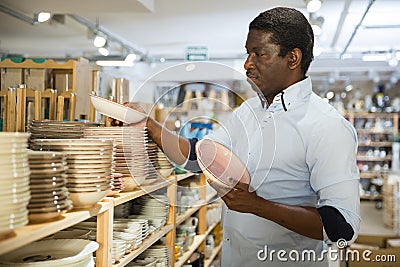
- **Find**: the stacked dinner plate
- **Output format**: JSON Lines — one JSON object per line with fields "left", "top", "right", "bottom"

{"left": 82, "top": 126, "right": 150, "bottom": 191}
{"left": 27, "top": 151, "right": 72, "bottom": 223}
{"left": 0, "top": 132, "right": 30, "bottom": 238}
{"left": 128, "top": 195, "right": 169, "bottom": 231}
{"left": 108, "top": 172, "right": 124, "bottom": 197}
{"left": 145, "top": 139, "right": 163, "bottom": 181}
{"left": 134, "top": 245, "right": 170, "bottom": 267}
{"left": 0, "top": 239, "right": 99, "bottom": 267}
{"left": 28, "top": 120, "right": 101, "bottom": 140}
{"left": 30, "top": 139, "right": 114, "bottom": 208}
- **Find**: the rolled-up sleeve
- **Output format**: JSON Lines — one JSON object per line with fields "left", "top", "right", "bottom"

{"left": 307, "top": 116, "right": 361, "bottom": 243}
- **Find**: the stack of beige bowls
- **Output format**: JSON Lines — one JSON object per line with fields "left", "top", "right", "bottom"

{"left": 27, "top": 151, "right": 72, "bottom": 223}
{"left": 30, "top": 139, "right": 114, "bottom": 209}
{"left": 0, "top": 132, "right": 30, "bottom": 237}
{"left": 82, "top": 126, "right": 150, "bottom": 191}
{"left": 28, "top": 120, "right": 101, "bottom": 140}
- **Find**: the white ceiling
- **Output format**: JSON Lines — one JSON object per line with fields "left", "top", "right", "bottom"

{"left": 0, "top": 0, "right": 399, "bottom": 90}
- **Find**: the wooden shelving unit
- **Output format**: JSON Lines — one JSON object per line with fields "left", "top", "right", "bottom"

{"left": 0, "top": 172, "right": 216, "bottom": 267}
{"left": 0, "top": 201, "right": 109, "bottom": 255}
{"left": 175, "top": 234, "right": 206, "bottom": 267}
{"left": 346, "top": 112, "right": 399, "bottom": 204}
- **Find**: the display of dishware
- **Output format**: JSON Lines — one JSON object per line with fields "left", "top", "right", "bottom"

{"left": 31, "top": 138, "right": 114, "bottom": 208}
{"left": 0, "top": 239, "right": 99, "bottom": 266}
{"left": 83, "top": 126, "right": 153, "bottom": 191}
{"left": 27, "top": 150, "right": 73, "bottom": 223}
{"left": 0, "top": 132, "right": 30, "bottom": 237}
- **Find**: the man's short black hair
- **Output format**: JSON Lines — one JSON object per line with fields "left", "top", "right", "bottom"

{"left": 249, "top": 7, "right": 314, "bottom": 76}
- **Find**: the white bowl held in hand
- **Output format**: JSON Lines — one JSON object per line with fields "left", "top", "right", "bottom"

{"left": 90, "top": 94, "right": 147, "bottom": 124}
{"left": 195, "top": 138, "right": 250, "bottom": 193}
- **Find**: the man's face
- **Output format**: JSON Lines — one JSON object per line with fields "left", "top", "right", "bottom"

{"left": 244, "top": 29, "right": 291, "bottom": 100}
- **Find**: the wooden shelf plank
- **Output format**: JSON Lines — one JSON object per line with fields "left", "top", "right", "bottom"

{"left": 205, "top": 219, "right": 221, "bottom": 237}
{"left": 360, "top": 172, "right": 380, "bottom": 179}
{"left": 204, "top": 243, "right": 223, "bottom": 267}
{"left": 357, "top": 156, "right": 392, "bottom": 161}
{"left": 175, "top": 234, "right": 206, "bottom": 267}
{"left": 356, "top": 129, "right": 393, "bottom": 134}
{"left": 0, "top": 58, "right": 78, "bottom": 69}
{"left": 176, "top": 200, "right": 206, "bottom": 225}
{"left": 360, "top": 195, "right": 383, "bottom": 200}
{"left": 358, "top": 142, "right": 393, "bottom": 147}
{"left": 177, "top": 172, "right": 196, "bottom": 182}
{"left": 113, "top": 178, "right": 174, "bottom": 206}
{"left": 0, "top": 202, "right": 109, "bottom": 255}
{"left": 113, "top": 224, "right": 173, "bottom": 267}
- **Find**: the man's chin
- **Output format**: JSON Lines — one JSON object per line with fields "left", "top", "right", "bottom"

{"left": 247, "top": 78, "right": 263, "bottom": 94}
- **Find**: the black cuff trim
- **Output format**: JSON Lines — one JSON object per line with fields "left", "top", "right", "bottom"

{"left": 318, "top": 206, "right": 354, "bottom": 242}
{"left": 188, "top": 138, "right": 198, "bottom": 161}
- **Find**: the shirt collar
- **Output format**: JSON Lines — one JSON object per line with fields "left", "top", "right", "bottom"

{"left": 266, "top": 77, "right": 312, "bottom": 112}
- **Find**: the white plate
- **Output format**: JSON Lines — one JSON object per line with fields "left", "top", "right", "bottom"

{"left": 0, "top": 239, "right": 98, "bottom": 266}
{"left": 90, "top": 94, "right": 147, "bottom": 124}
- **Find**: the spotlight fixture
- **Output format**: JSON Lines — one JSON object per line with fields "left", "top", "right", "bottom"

{"left": 93, "top": 35, "right": 107, "bottom": 48}
{"left": 306, "top": 0, "right": 323, "bottom": 13}
{"left": 310, "top": 15, "right": 324, "bottom": 36}
{"left": 33, "top": 11, "right": 51, "bottom": 24}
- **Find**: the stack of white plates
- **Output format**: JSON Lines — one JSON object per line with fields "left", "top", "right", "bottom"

{"left": 27, "top": 151, "right": 72, "bottom": 223}
{"left": 82, "top": 126, "right": 151, "bottom": 191}
{"left": 129, "top": 195, "right": 169, "bottom": 230}
{"left": 145, "top": 139, "right": 161, "bottom": 180}
{"left": 0, "top": 132, "right": 30, "bottom": 237}
{"left": 135, "top": 245, "right": 170, "bottom": 267}
{"left": 70, "top": 220, "right": 97, "bottom": 241}
{"left": 0, "top": 239, "right": 99, "bottom": 266}
{"left": 111, "top": 240, "right": 127, "bottom": 263}
{"left": 28, "top": 120, "right": 101, "bottom": 140}
{"left": 30, "top": 139, "right": 114, "bottom": 208}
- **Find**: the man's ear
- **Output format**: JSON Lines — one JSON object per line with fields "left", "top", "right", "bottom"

{"left": 288, "top": 48, "right": 302, "bottom": 70}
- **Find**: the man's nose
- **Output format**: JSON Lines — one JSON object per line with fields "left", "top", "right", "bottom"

{"left": 244, "top": 54, "right": 255, "bottom": 71}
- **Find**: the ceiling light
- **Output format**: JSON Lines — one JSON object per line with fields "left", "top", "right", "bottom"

{"left": 362, "top": 54, "right": 387, "bottom": 62}
{"left": 36, "top": 12, "right": 51, "bottom": 23}
{"left": 98, "top": 47, "right": 109, "bottom": 56}
{"left": 310, "top": 15, "right": 324, "bottom": 36}
{"left": 387, "top": 50, "right": 398, "bottom": 67}
{"left": 306, "top": 0, "right": 322, "bottom": 13}
{"left": 93, "top": 35, "right": 107, "bottom": 48}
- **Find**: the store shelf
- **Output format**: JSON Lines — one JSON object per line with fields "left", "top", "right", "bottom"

{"left": 113, "top": 224, "right": 174, "bottom": 267}
{"left": 176, "top": 200, "right": 206, "bottom": 225}
{"left": 360, "top": 195, "right": 383, "bottom": 200}
{"left": 0, "top": 201, "right": 109, "bottom": 255}
{"left": 175, "top": 234, "right": 206, "bottom": 267}
{"left": 360, "top": 172, "right": 380, "bottom": 179}
{"left": 113, "top": 178, "right": 174, "bottom": 206}
{"left": 356, "top": 129, "right": 393, "bottom": 134}
{"left": 206, "top": 219, "right": 221, "bottom": 237}
{"left": 357, "top": 156, "right": 392, "bottom": 161}
{"left": 204, "top": 243, "right": 223, "bottom": 267}
{"left": 358, "top": 142, "right": 393, "bottom": 147}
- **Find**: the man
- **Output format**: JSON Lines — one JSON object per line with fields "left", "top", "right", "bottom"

{"left": 139, "top": 7, "right": 360, "bottom": 266}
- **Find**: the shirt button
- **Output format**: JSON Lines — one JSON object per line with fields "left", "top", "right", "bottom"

{"left": 224, "top": 238, "right": 230, "bottom": 241}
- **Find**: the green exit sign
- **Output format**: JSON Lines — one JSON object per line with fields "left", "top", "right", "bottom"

{"left": 186, "top": 46, "right": 208, "bottom": 61}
